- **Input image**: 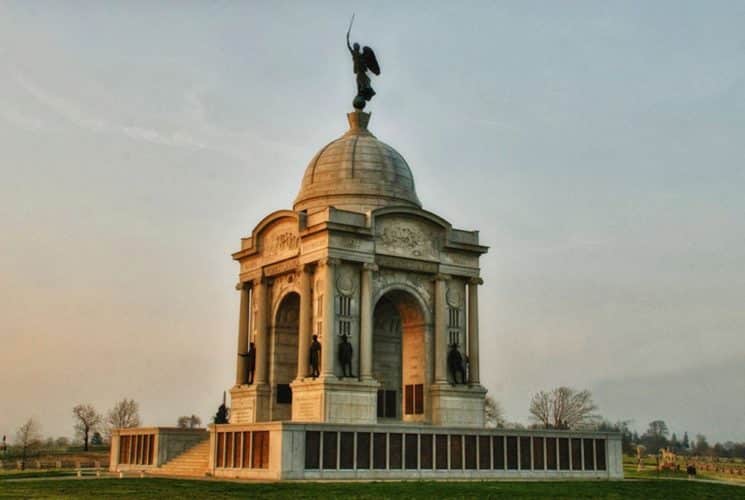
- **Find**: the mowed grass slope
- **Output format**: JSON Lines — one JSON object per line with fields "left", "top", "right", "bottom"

{"left": 1, "top": 478, "right": 744, "bottom": 499}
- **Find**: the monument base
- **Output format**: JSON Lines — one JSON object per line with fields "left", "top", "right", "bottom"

{"left": 229, "top": 384, "right": 270, "bottom": 424}
{"left": 430, "top": 383, "right": 487, "bottom": 427}
{"left": 290, "top": 376, "right": 380, "bottom": 424}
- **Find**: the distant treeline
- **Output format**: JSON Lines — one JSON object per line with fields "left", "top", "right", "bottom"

{"left": 599, "top": 419, "right": 745, "bottom": 459}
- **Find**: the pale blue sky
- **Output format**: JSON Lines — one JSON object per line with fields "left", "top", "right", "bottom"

{"left": 1, "top": 1, "right": 743, "bottom": 442}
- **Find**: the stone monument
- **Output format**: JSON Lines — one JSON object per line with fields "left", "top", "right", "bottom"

{"left": 108, "top": 31, "right": 623, "bottom": 480}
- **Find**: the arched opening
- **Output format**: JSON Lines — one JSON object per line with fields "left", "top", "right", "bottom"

{"left": 270, "top": 292, "right": 299, "bottom": 421}
{"left": 373, "top": 289, "right": 428, "bottom": 422}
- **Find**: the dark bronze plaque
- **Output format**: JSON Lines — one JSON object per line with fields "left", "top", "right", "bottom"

{"left": 389, "top": 433, "right": 403, "bottom": 469}
{"left": 465, "top": 435, "right": 477, "bottom": 470}
{"left": 450, "top": 435, "right": 463, "bottom": 469}
{"left": 414, "top": 384, "right": 424, "bottom": 414}
{"left": 506, "top": 436, "right": 518, "bottom": 470}
{"left": 340, "top": 432, "right": 354, "bottom": 469}
{"left": 385, "top": 390, "right": 397, "bottom": 418}
{"left": 583, "top": 439, "right": 594, "bottom": 470}
{"left": 216, "top": 433, "right": 225, "bottom": 468}
{"left": 252, "top": 431, "right": 269, "bottom": 469}
{"left": 546, "top": 437, "right": 557, "bottom": 470}
{"left": 225, "top": 433, "right": 234, "bottom": 468}
{"left": 533, "top": 437, "right": 544, "bottom": 470}
{"left": 404, "top": 385, "right": 413, "bottom": 415}
{"left": 571, "top": 438, "right": 582, "bottom": 470}
{"left": 233, "top": 432, "right": 241, "bottom": 468}
{"left": 305, "top": 431, "right": 320, "bottom": 469}
{"left": 405, "top": 434, "right": 418, "bottom": 469}
{"left": 478, "top": 435, "right": 491, "bottom": 469}
{"left": 322, "top": 431, "right": 338, "bottom": 470}
{"left": 276, "top": 384, "right": 292, "bottom": 404}
{"left": 493, "top": 436, "right": 505, "bottom": 469}
{"left": 356, "top": 432, "right": 371, "bottom": 469}
{"left": 435, "top": 434, "right": 448, "bottom": 469}
{"left": 595, "top": 439, "right": 606, "bottom": 470}
{"left": 242, "top": 431, "right": 251, "bottom": 469}
{"left": 559, "top": 438, "right": 570, "bottom": 470}
{"left": 119, "top": 436, "right": 129, "bottom": 464}
{"left": 373, "top": 433, "right": 387, "bottom": 469}
{"left": 420, "top": 434, "right": 433, "bottom": 469}
{"left": 520, "top": 436, "right": 531, "bottom": 469}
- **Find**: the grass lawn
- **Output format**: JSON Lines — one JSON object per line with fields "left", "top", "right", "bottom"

{"left": 0, "top": 478, "right": 744, "bottom": 499}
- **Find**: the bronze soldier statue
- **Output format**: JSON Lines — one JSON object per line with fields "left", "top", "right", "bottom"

{"left": 238, "top": 342, "right": 256, "bottom": 384}
{"left": 346, "top": 15, "right": 380, "bottom": 110}
{"left": 309, "top": 335, "right": 321, "bottom": 378}
{"left": 447, "top": 343, "right": 467, "bottom": 385}
{"left": 338, "top": 334, "right": 354, "bottom": 378}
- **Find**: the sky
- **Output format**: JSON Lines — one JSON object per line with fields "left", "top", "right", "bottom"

{"left": 1, "top": 1, "right": 743, "bottom": 443}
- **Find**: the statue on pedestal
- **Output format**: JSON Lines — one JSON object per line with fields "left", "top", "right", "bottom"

{"left": 309, "top": 335, "right": 321, "bottom": 379}
{"left": 448, "top": 343, "right": 467, "bottom": 385}
{"left": 338, "top": 334, "right": 354, "bottom": 378}
{"left": 238, "top": 342, "right": 256, "bottom": 385}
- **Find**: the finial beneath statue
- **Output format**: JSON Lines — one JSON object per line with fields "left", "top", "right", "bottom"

{"left": 346, "top": 14, "right": 380, "bottom": 111}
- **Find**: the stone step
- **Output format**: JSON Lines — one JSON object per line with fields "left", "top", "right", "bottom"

{"left": 156, "top": 439, "right": 211, "bottom": 477}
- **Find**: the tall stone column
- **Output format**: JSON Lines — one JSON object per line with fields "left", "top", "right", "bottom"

{"left": 253, "top": 277, "right": 271, "bottom": 385}
{"left": 434, "top": 274, "right": 449, "bottom": 383}
{"left": 321, "top": 258, "right": 339, "bottom": 378}
{"left": 296, "top": 264, "right": 313, "bottom": 379}
{"left": 468, "top": 277, "right": 483, "bottom": 385}
{"left": 235, "top": 282, "right": 251, "bottom": 386}
{"left": 359, "top": 262, "right": 377, "bottom": 381}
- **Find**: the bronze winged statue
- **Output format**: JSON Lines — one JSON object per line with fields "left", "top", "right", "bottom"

{"left": 346, "top": 15, "right": 380, "bottom": 110}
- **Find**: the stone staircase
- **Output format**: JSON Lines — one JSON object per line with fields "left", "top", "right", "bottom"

{"left": 152, "top": 439, "right": 210, "bottom": 477}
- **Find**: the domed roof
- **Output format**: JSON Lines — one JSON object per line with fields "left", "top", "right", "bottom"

{"left": 293, "top": 112, "right": 421, "bottom": 213}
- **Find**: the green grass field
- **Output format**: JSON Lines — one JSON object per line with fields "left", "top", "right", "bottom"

{"left": 0, "top": 478, "right": 744, "bottom": 499}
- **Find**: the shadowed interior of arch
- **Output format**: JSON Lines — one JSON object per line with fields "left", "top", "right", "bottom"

{"left": 270, "top": 292, "right": 299, "bottom": 421}
{"left": 372, "top": 289, "right": 427, "bottom": 421}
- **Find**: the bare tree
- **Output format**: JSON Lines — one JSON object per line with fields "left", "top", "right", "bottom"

{"left": 72, "top": 404, "right": 102, "bottom": 451}
{"left": 484, "top": 396, "right": 506, "bottom": 428}
{"left": 529, "top": 387, "right": 598, "bottom": 429}
{"left": 177, "top": 414, "right": 203, "bottom": 429}
{"left": 15, "top": 418, "right": 42, "bottom": 470}
{"left": 107, "top": 398, "right": 141, "bottom": 439}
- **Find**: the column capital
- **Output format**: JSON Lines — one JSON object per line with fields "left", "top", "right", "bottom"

{"left": 362, "top": 262, "right": 379, "bottom": 272}
{"left": 318, "top": 257, "right": 341, "bottom": 268}
{"left": 298, "top": 262, "right": 316, "bottom": 274}
{"left": 433, "top": 273, "right": 451, "bottom": 282}
{"left": 235, "top": 281, "right": 252, "bottom": 291}
{"left": 253, "top": 275, "right": 274, "bottom": 287}
{"left": 468, "top": 277, "right": 484, "bottom": 286}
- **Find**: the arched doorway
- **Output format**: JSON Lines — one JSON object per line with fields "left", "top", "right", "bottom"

{"left": 270, "top": 292, "right": 299, "bottom": 421}
{"left": 373, "top": 289, "right": 428, "bottom": 422}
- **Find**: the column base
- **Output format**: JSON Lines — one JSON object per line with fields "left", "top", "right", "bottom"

{"left": 429, "top": 383, "right": 487, "bottom": 427}
{"left": 229, "top": 384, "right": 271, "bottom": 424}
{"left": 290, "top": 377, "right": 380, "bottom": 424}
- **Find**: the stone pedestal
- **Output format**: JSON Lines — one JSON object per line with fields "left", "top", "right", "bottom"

{"left": 290, "top": 377, "right": 380, "bottom": 424}
{"left": 230, "top": 384, "right": 271, "bottom": 424}
{"left": 429, "top": 383, "right": 487, "bottom": 427}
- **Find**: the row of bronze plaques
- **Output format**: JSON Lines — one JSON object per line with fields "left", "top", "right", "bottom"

{"left": 118, "top": 434, "right": 155, "bottom": 465}
{"left": 305, "top": 431, "right": 607, "bottom": 471}
{"left": 215, "top": 430, "right": 269, "bottom": 469}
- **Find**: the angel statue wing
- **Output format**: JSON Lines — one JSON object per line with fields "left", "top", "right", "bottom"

{"left": 362, "top": 46, "right": 380, "bottom": 75}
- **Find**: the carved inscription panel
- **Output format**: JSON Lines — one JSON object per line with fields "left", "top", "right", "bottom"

{"left": 260, "top": 219, "right": 299, "bottom": 264}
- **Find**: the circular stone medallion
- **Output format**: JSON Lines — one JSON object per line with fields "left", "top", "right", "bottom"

{"left": 336, "top": 269, "right": 357, "bottom": 296}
